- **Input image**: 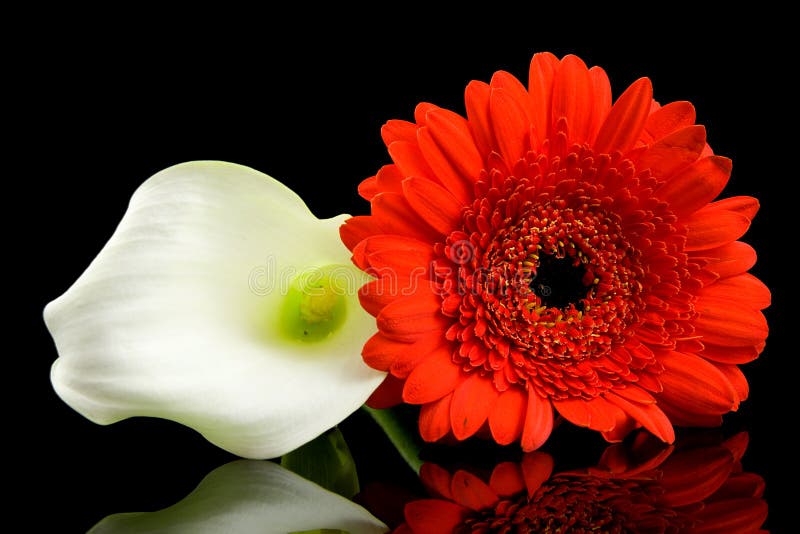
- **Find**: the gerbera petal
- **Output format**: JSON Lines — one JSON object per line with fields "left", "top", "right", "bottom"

{"left": 695, "top": 241, "right": 757, "bottom": 278}
{"left": 691, "top": 498, "right": 769, "bottom": 534}
{"left": 587, "top": 66, "right": 612, "bottom": 141}
{"left": 520, "top": 452, "right": 555, "bottom": 497}
{"left": 358, "top": 175, "right": 379, "bottom": 201}
{"left": 490, "top": 87, "right": 530, "bottom": 166}
{"left": 371, "top": 192, "right": 441, "bottom": 242}
{"left": 638, "top": 125, "right": 707, "bottom": 179}
{"left": 450, "top": 373, "right": 500, "bottom": 440}
{"left": 417, "top": 127, "right": 473, "bottom": 204}
{"left": 464, "top": 80, "right": 493, "bottom": 157}
{"left": 451, "top": 471, "right": 499, "bottom": 511}
{"left": 88, "top": 460, "right": 387, "bottom": 533}
{"left": 684, "top": 208, "right": 751, "bottom": 251}
{"left": 382, "top": 119, "right": 418, "bottom": 145}
{"left": 700, "top": 273, "right": 771, "bottom": 310}
{"left": 694, "top": 297, "right": 768, "bottom": 346}
{"left": 366, "top": 374, "right": 405, "bottom": 409}
{"left": 708, "top": 195, "right": 760, "bottom": 220}
{"left": 419, "top": 392, "right": 454, "bottom": 442}
{"left": 403, "top": 345, "right": 462, "bottom": 404}
{"left": 488, "top": 387, "right": 527, "bottom": 445}
{"left": 643, "top": 101, "right": 697, "bottom": 142}
{"left": 425, "top": 107, "right": 484, "bottom": 184}
{"left": 377, "top": 293, "right": 448, "bottom": 342}
{"left": 520, "top": 389, "right": 554, "bottom": 451}
{"left": 375, "top": 164, "right": 405, "bottom": 195}
{"left": 489, "top": 462, "right": 526, "bottom": 498}
{"left": 594, "top": 77, "right": 653, "bottom": 155}
{"left": 656, "top": 155, "right": 732, "bottom": 217}
{"left": 551, "top": 54, "right": 594, "bottom": 144}
{"left": 605, "top": 391, "right": 675, "bottom": 443}
{"left": 420, "top": 463, "right": 455, "bottom": 500}
{"left": 388, "top": 140, "right": 438, "bottom": 183}
{"left": 658, "top": 447, "right": 735, "bottom": 506}
{"left": 700, "top": 343, "right": 761, "bottom": 365}
{"left": 528, "top": 51, "right": 559, "bottom": 144}
{"left": 713, "top": 363, "right": 750, "bottom": 402}
{"left": 46, "top": 161, "right": 384, "bottom": 459}
{"left": 340, "top": 215, "right": 383, "bottom": 251}
{"left": 404, "top": 499, "right": 469, "bottom": 534}
{"left": 657, "top": 351, "right": 738, "bottom": 414}
{"left": 402, "top": 177, "right": 464, "bottom": 236}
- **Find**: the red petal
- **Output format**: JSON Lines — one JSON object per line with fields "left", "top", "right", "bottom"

{"left": 358, "top": 175, "right": 378, "bottom": 201}
{"left": 362, "top": 332, "right": 411, "bottom": 371}
{"left": 695, "top": 241, "right": 757, "bottom": 278}
{"left": 382, "top": 119, "right": 418, "bottom": 146}
{"left": 491, "top": 70, "right": 534, "bottom": 126}
{"left": 700, "top": 273, "right": 771, "bottom": 310}
{"left": 366, "top": 374, "right": 404, "bottom": 409}
{"left": 403, "top": 345, "right": 461, "bottom": 403}
{"left": 464, "top": 80, "right": 493, "bottom": 157}
{"left": 605, "top": 391, "right": 675, "bottom": 443}
{"left": 691, "top": 498, "right": 768, "bottom": 533}
{"left": 520, "top": 452, "right": 554, "bottom": 497}
{"left": 639, "top": 125, "right": 707, "bottom": 179}
{"left": 415, "top": 103, "right": 438, "bottom": 126}
{"left": 520, "top": 389, "right": 553, "bottom": 451}
{"left": 375, "top": 164, "right": 405, "bottom": 195}
{"left": 451, "top": 470, "right": 499, "bottom": 511}
{"left": 708, "top": 195, "right": 760, "bottom": 220}
{"left": 714, "top": 363, "right": 750, "bottom": 402}
{"left": 450, "top": 373, "right": 499, "bottom": 440}
{"left": 657, "top": 351, "right": 739, "bottom": 414}
{"left": 377, "top": 292, "right": 447, "bottom": 342}
{"left": 643, "top": 101, "right": 697, "bottom": 142}
{"left": 402, "top": 177, "right": 463, "bottom": 236}
{"left": 372, "top": 192, "right": 441, "bottom": 243}
{"left": 419, "top": 392, "right": 453, "bottom": 441}
{"left": 659, "top": 446, "right": 734, "bottom": 506}
{"left": 684, "top": 207, "right": 751, "bottom": 251}
{"left": 657, "top": 155, "right": 732, "bottom": 217}
{"left": 422, "top": 108, "right": 484, "bottom": 198}
{"left": 404, "top": 499, "right": 469, "bottom": 534}
{"left": 388, "top": 140, "right": 437, "bottom": 182}
{"left": 340, "top": 215, "right": 382, "bottom": 251}
{"left": 363, "top": 235, "right": 434, "bottom": 277}
{"left": 587, "top": 66, "right": 612, "bottom": 142}
{"left": 488, "top": 387, "right": 527, "bottom": 445}
{"left": 551, "top": 54, "right": 593, "bottom": 144}
{"left": 489, "top": 462, "right": 526, "bottom": 498}
{"left": 553, "top": 396, "right": 617, "bottom": 432}
{"left": 694, "top": 297, "right": 768, "bottom": 347}
{"left": 420, "top": 463, "right": 454, "bottom": 500}
{"left": 489, "top": 87, "right": 530, "bottom": 166}
{"left": 712, "top": 472, "right": 765, "bottom": 500}
{"left": 700, "top": 343, "right": 761, "bottom": 364}
{"left": 528, "top": 52, "right": 559, "bottom": 145}
{"left": 594, "top": 77, "right": 653, "bottom": 155}
{"left": 359, "top": 277, "right": 404, "bottom": 317}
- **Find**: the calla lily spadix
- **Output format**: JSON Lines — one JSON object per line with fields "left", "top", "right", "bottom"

{"left": 88, "top": 460, "right": 388, "bottom": 533}
{"left": 45, "top": 161, "right": 385, "bottom": 459}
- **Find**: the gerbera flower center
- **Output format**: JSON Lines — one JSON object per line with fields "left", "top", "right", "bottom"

{"left": 527, "top": 253, "right": 590, "bottom": 311}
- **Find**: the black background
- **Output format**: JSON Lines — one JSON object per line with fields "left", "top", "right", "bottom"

{"left": 14, "top": 10, "right": 791, "bottom": 532}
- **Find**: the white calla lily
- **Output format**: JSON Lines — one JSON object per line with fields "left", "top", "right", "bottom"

{"left": 88, "top": 460, "right": 388, "bottom": 533}
{"left": 45, "top": 161, "right": 384, "bottom": 459}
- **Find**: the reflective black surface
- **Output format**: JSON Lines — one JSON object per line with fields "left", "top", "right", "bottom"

{"left": 17, "top": 11, "right": 789, "bottom": 532}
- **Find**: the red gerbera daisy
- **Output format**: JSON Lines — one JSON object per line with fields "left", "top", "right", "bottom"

{"left": 395, "top": 432, "right": 767, "bottom": 533}
{"left": 341, "top": 52, "right": 769, "bottom": 450}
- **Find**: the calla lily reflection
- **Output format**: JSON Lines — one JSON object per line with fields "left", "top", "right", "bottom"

{"left": 45, "top": 161, "right": 385, "bottom": 458}
{"left": 89, "top": 460, "right": 388, "bottom": 533}
{"left": 368, "top": 431, "right": 767, "bottom": 532}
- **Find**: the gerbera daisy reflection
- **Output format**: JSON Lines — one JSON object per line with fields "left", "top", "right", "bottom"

{"left": 395, "top": 432, "right": 767, "bottom": 533}
{"left": 342, "top": 52, "right": 769, "bottom": 449}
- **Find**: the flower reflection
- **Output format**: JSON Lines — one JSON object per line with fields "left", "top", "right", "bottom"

{"left": 387, "top": 432, "right": 766, "bottom": 533}
{"left": 89, "top": 460, "right": 387, "bottom": 534}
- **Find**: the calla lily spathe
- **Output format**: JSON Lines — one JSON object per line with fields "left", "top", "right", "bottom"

{"left": 89, "top": 460, "right": 388, "bottom": 533}
{"left": 45, "top": 161, "right": 385, "bottom": 458}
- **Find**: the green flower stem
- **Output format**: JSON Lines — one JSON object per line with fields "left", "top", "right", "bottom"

{"left": 362, "top": 406, "right": 423, "bottom": 474}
